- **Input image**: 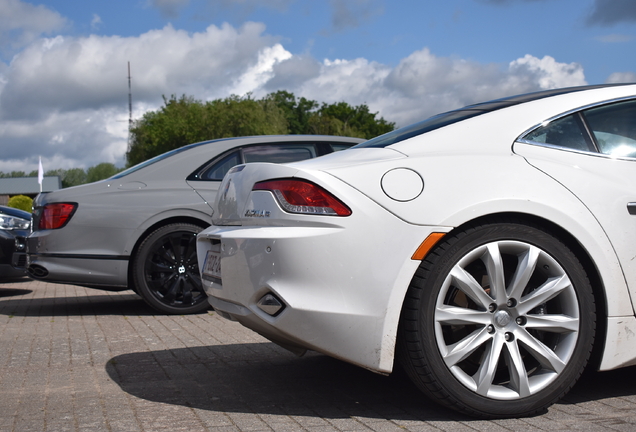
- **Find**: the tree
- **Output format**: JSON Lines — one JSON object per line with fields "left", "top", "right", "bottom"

{"left": 127, "top": 91, "right": 396, "bottom": 166}
{"left": 315, "top": 101, "right": 395, "bottom": 138}
{"left": 86, "top": 163, "right": 119, "bottom": 183}
{"left": 62, "top": 168, "right": 88, "bottom": 188}
{"left": 265, "top": 91, "right": 395, "bottom": 138}
{"left": 0, "top": 171, "right": 27, "bottom": 178}
{"left": 267, "top": 90, "right": 318, "bottom": 134}
{"left": 42, "top": 168, "right": 88, "bottom": 188}
{"left": 127, "top": 94, "right": 289, "bottom": 166}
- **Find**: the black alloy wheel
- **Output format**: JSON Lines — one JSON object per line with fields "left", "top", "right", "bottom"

{"left": 132, "top": 223, "right": 209, "bottom": 314}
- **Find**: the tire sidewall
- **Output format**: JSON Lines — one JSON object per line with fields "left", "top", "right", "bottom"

{"left": 407, "top": 222, "right": 595, "bottom": 417}
{"left": 133, "top": 223, "right": 208, "bottom": 315}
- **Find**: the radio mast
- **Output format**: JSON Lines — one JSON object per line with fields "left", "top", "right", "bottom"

{"left": 128, "top": 61, "right": 133, "bottom": 128}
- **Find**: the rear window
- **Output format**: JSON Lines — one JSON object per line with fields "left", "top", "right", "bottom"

{"left": 193, "top": 143, "right": 319, "bottom": 181}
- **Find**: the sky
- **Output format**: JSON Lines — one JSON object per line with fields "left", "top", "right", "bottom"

{"left": 0, "top": 0, "right": 635, "bottom": 173}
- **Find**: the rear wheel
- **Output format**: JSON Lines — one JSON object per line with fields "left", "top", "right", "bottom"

{"left": 132, "top": 223, "right": 209, "bottom": 314}
{"left": 398, "top": 220, "right": 595, "bottom": 418}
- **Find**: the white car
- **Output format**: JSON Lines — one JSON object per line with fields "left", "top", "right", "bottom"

{"left": 197, "top": 84, "right": 636, "bottom": 418}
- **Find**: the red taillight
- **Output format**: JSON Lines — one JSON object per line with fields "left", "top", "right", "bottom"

{"left": 39, "top": 203, "right": 77, "bottom": 229}
{"left": 253, "top": 179, "right": 351, "bottom": 216}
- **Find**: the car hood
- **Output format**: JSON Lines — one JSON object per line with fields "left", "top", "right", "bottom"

{"left": 0, "top": 205, "right": 31, "bottom": 220}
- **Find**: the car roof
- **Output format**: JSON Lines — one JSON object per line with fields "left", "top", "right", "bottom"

{"left": 357, "top": 84, "right": 633, "bottom": 149}
{"left": 113, "top": 135, "right": 364, "bottom": 180}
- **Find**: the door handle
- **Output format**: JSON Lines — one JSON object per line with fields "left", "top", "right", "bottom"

{"left": 628, "top": 203, "right": 636, "bottom": 215}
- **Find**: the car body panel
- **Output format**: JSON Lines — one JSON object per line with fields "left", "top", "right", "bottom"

{"left": 199, "top": 163, "right": 445, "bottom": 371}
{"left": 197, "top": 85, "right": 636, "bottom": 376}
{"left": 27, "top": 135, "right": 363, "bottom": 291}
{"left": 514, "top": 143, "right": 636, "bottom": 315}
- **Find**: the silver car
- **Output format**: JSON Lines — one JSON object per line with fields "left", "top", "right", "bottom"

{"left": 27, "top": 135, "right": 362, "bottom": 314}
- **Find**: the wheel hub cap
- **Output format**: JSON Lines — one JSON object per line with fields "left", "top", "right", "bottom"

{"left": 494, "top": 309, "right": 512, "bottom": 327}
{"left": 178, "top": 265, "right": 186, "bottom": 274}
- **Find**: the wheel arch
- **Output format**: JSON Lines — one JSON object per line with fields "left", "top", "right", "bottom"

{"left": 126, "top": 216, "right": 210, "bottom": 290}
{"left": 395, "top": 211, "right": 608, "bottom": 370}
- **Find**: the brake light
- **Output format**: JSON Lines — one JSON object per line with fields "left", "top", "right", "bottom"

{"left": 253, "top": 179, "right": 351, "bottom": 216}
{"left": 39, "top": 203, "right": 77, "bottom": 229}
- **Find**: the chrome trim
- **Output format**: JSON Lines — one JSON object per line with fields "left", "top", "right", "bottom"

{"left": 515, "top": 139, "right": 636, "bottom": 161}
{"left": 28, "top": 252, "right": 129, "bottom": 260}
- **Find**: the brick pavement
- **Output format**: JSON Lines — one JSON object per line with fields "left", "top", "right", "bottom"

{"left": 1, "top": 279, "right": 636, "bottom": 431}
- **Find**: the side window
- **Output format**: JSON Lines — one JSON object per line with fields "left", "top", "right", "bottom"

{"left": 583, "top": 100, "right": 636, "bottom": 158}
{"left": 523, "top": 114, "right": 594, "bottom": 152}
{"left": 243, "top": 144, "right": 317, "bottom": 163}
{"left": 200, "top": 151, "right": 241, "bottom": 180}
{"left": 329, "top": 143, "right": 353, "bottom": 152}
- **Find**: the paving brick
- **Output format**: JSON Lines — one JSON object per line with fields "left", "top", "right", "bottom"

{"left": 2, "top": 279, "right": 636, "bottom": 431}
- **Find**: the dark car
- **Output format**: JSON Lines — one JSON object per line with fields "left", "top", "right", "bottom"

{"left": 0, "top": 205, "right": 31, "bottom": 281}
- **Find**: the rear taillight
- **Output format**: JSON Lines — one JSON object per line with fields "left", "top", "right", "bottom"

{"left": 253, "top": 179, "right": 351, "bottom": 216}
{"left": 39, "top": 203, "right": 77, "bottom": 229}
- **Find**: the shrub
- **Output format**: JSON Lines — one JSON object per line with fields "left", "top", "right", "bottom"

{"left": 7, "top": 195, "right": 33, "bottom": 212}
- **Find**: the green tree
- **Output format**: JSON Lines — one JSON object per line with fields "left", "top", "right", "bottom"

{"left": 6, "top": 171, "right": 26, "bottom": 177}
{"left": 62, "top": 168, "right": 88, "bottom": 188}
{"left": 312, "top": 101, "right": 395, "bottom": 138}
{"left": 127, "top": 94, "right": 289, "bottom": 166}
{"left": 86, "top": 163, "right": 119, "bottom": 183}
{"left": 43, "top": 168, "right": 89, "bottom": 188}
{"left": 267, "top": 91, "right": 395, "bottom": 138}
{"left": 267, "top": 90, "right": 318, "bottom": 134}
{"left": 126, "top": 91, "right": 396, "bottom": 166}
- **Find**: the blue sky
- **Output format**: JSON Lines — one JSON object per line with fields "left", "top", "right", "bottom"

{"left": 0, "top": 0, "right": 635, "bottom": 172}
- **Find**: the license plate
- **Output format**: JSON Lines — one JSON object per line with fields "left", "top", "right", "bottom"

{"left": 202, "top": 245, "right": 222, "bottom": 282}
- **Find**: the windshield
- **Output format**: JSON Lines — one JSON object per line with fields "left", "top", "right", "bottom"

{"left": 356, "top": 84, "right": 620, "bottom": 149}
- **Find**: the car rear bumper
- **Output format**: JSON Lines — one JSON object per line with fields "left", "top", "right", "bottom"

{"left": 197, "top": 219, "right": 441, "bottom": 373}
{"left": 26, "top": 253, "right": 129, "bottom": 290}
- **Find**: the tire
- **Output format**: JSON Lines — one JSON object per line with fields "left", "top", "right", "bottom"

{"left": 132, "top": 223, "right": 209, "bottom": 314}
{"left": 398, "top": 220, "right": 595, "bottom": 418}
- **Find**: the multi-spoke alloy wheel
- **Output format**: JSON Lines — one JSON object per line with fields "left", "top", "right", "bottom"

{"left": 133, "top": 223, "right": 209, "bottom": 314}
{"left": 398, "top": 220, "right": 595, "bottom": 418}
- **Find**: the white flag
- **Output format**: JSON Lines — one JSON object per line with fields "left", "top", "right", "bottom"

{"left": 38, "top": 156, "right": 44, "bottom": 191}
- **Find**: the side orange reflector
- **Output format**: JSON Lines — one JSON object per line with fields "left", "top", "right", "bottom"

{"left": 411, "top": 232, "right": 446, "bottom": 260}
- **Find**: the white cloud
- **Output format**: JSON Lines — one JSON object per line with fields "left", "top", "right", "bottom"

{"left": 0, "top": 22, "right": 286, "bottom": 171}
{"left": 606, "top": 72, "right": 636, "bottom": 83}
{"left": 595, "top": 34, "right": 633, "bottom": 43}
{"left": 266, "top": 49, "right": 587, "bottom": 127}
{"left": 230, "top": 43, "right": 292, "bottom": 95}
{"left": 91, "top": 14, "right": 103, "bottom": 31}
{"left": 0, "top": 21, "right": 590, "bottom": 173}
{"left": 0, "top": 22, "right": 281, "bottom": 120}
{"left": 0, "top": 0, "right": 68, "bottom": 53}
{"left": 508, "top": 54, "right": 586, "bottom": 90}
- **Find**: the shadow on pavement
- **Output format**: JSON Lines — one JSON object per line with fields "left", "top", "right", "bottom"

{"left": 562, "top": 365, "right": 636, "bottom": 404}
{"left": 0, "top": 292, "right": 173, "bottom": 317}
{"left": 106, "top": 344, "right": 464, "bottom": 421}
{"left": 106, "top": 342, "right": 636, "bottom": 421}
{"left": 0, "top": 287, "right": 32, "bottom": 297}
